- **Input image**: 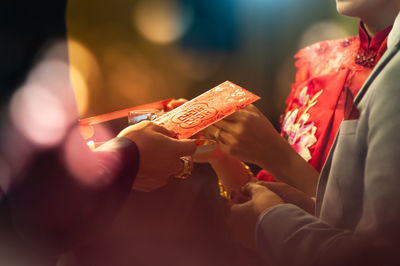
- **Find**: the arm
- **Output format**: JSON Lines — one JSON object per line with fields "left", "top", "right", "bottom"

{"left": 214, "top": 105, "right": 319, "bottom": 196}
{"left": 1, "top": 40, "right": 196, "bottom": 255}
{"left": 256, "top": 133, "right": 319, "bottom": 196}
{"left": 6, "top": 125, "right": 139, "bottom": 254}
{"left": 208, "top": 148, "right": 253, "bottom": 193}
{"left": 254, "top": 53, "right": 400, "bottom": 266}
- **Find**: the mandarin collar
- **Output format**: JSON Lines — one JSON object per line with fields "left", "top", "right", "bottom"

{"left": 358, "top": 21, "right": 392, "bottom": 53}
{"left": 356, "top": 21, "right": 392, "bottom": 67}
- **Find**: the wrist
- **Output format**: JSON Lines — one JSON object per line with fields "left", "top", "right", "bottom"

{"left": 256, "top": 138, "right": 291, "bottom": 179}
{"left": 210, "top": 153, "right": 254, "bottom": 195}
{"left": 259, "top": 141, "right": 318, "bottom": 196}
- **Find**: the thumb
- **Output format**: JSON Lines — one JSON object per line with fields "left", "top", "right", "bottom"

{"left": 241, "top": 182, "right": 266, "bottom": 197}
{"left": 166, "top": 98, "right": 188, "bottom": 111}
{"left": 256, "top": 181, "right": 287, "bottom": 195}
{"left": 150, "top": 123, "right": 176, "bottom": 138}
{"left": 170, "top": 138, "right": 197, "bottom": 157}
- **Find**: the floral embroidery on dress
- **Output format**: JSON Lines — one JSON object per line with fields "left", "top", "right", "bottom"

{"left": 282, "top": 86, "right": 323, "bottom": 161}
{"left": 294, "top": 37, "right": 359, "bottom": 79}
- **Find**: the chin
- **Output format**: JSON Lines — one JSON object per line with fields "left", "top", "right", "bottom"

{"left": 336, "top": 0, "right": 363, "bottom": 17}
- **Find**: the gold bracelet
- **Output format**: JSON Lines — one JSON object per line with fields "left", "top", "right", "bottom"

{"left": 240, "top": 162, "right": 255, "bottom": 181}
{"left": 218, "top": 180, "right": 230, "bottom": 199}
{"left": 218, "top": 162, "right": 255, "bottom": 199}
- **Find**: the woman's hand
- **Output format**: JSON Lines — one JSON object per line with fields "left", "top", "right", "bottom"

{"left": 213, "top": 104, "right": 282, "bottom": 167}
{"left": 164, "top": 98, "right": 187, "bottom": 111}
{"left": 213, "top": 104, "right": 319, "bottom": 196}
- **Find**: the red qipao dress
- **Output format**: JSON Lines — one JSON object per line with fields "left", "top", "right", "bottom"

{"left": 257, "top": 22, "right": 392, "bottom": 181}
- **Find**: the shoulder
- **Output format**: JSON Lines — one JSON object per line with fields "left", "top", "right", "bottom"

{"left": 367, "top": 48, "right": 400, "bottom": 107}
{"left": 294, "top": 36, "right": 359, "bottom": 82}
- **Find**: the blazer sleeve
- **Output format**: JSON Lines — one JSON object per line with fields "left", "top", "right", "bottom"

{"left": 255, "top": 204, "right": 354, "bottom": 266}
{"left": 7, "top": 125, "right": 140, "bottom": 254}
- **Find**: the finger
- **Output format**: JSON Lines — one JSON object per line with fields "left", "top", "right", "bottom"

{"left": 224, "top": 200, "right": 233, "bottom": 215}
{"left": 192, "top": 131, "right": 206, "bottom": 139}
{"left": 256, "top": 181, "right": 288, "bottom": 195}
{"left": 165, "top": 98, "right": 188, "bottom": 111}
{"left": 241, "top": 182, "right": 266, "bottom": 197}
{"left": 217, "top": 130, "right": 232, "bottom": 145}
{"left": 228, "top": 201, "right": 252, "bottom": 217}
{"left": 217, "top": 141, "right": 235, "bottom": 158}
{"left": 149, "top": 123, "right": 176, "bottom": 138}
{"left": 239, "top": 104, "right": 262, "bottom": 117}
{"left": 171, "top": 156, "right": 193, "bottom": 179}
{"left": 171, "top": 158, "right": 185, "bottom": 176}
{"left": 213, "top": 119, "right": 236, "bottom": 132}
{"left": 244, "top": 104, "right": 258, "bottom": 112}
{"left": 172, "top": 139, "right": 197, "bottom": 157}
{"left": 230, "top": 190, "right": 251, "bottom": 204}
{"left": 214, "top": 121, "right": 242, "bottom": 138}
{"left": 202, "top": 125, "right": 219, "bottom": 140}
{"left": 222, "top": 109, "right": 247, "bottom": 122}
{"left": 217, "top": 131, "right": 241, "bottom": 157}
{"left": 134, "top": 178, "right": 168, "bottom": 192}
{"left": 133, "top": 175, "right": 163, "bottom": 192}
{"left": 172, "top": 98, "right": 188, "bottom": 105}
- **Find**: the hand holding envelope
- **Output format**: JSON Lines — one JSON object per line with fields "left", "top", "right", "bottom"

{"left": 128, "top": 81, "right": 261, "bottom": 161}
{"left": 118, "top": 121, "right": 197, "bottom": 192}
{"left": 80, "top": 81, "right": 260, "bottom": 191}
{"left": 154, "top": 81, "right": 260, "bottom": 140}
{"left": 154, "top": 81, "right": 260, "bottom": 161}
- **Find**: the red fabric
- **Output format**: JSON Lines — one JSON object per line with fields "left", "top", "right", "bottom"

{"left": 257, "top": 22, "right": 391, "bottom": 181}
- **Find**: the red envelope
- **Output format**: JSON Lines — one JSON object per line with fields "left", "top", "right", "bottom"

{"left": 154, "top": 81, "right": 260, "bottom": 139}
{"left": 79, "top": 98, "right": 173, "bottom": 141}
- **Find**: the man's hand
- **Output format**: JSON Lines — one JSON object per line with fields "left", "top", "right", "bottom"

{"left": 227, "top": 182, "right": 284, "bottom": 250}
{"left": 257, "top": 181, "right": 315, "bottom": 214}
{"left": 118, "top": 121, "right": 196, "bottom": 192}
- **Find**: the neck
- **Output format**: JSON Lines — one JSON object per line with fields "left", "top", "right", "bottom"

{"left": 364, "top": 20, "right": 392, "bottom": 37}
{"left": 363, "top": 6, "right": 399, "bottom": 37}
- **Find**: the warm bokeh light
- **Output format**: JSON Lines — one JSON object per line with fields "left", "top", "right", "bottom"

{"left": 63, "top": 126, "right": 115, "bottom": 188}
{"left": 79, "top": 124, "right": 95, "bottom": 140}
{"left": 63, "top": 127, "right": 99, "bottom": 186}
{"left": 133, "top": 0, "right": 193, "bottom": 44}
{"left": 86, "top": 140, "right": 96, "bottom": 150}
{"left": 70, "top": 66, "right": 90, "bottom": 116}
{"left": 67, "top": 0, "right": 356, "bottom": 124}
{"left": 10, "top": 81, "right": 68, "bottom": 147}
{"left": 68, "top": 40, "right": 100, "bottom": 117}
{"left": 169, "top": 49, "right": 226, "bottom": 81}
{"left": 8, "top": 40, "right": 78, "bottom": 148}
{"left": 103, "top": 45, "right": 154, "bottom": 102}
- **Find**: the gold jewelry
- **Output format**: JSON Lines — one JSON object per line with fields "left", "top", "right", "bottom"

{"left": 240, "top": 162, "right": 256, "bottom": 181}
{"left": 174, "top": 156, "right": 193, "bottom": 179}
{"left": 218, "top": 180, "right": 230, "bottom": 199}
